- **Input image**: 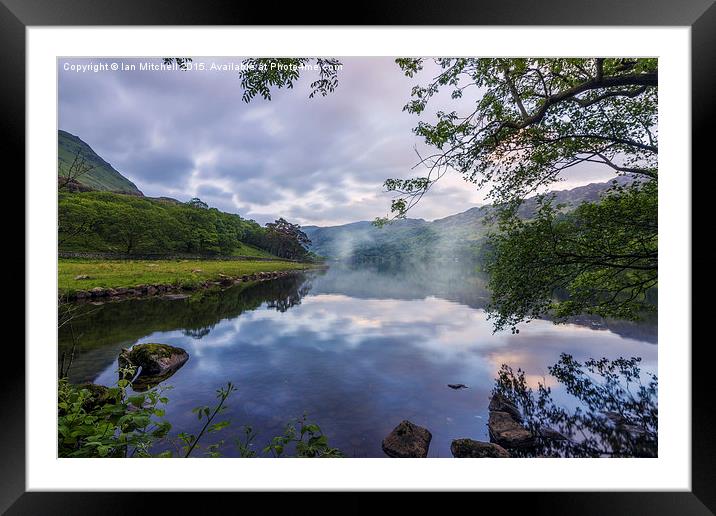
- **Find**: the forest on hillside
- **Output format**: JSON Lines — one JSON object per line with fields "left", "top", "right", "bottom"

{"left": 59, "top": 191, "right": 314, "bottom": 260}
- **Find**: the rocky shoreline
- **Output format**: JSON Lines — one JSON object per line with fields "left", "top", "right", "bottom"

{"left": 62, "top": 267, "right": 324, "bottom": 303}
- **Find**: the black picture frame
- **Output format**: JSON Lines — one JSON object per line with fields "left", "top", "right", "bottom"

{"left": 5, "top": 0, "right": 711, "bottom": 513}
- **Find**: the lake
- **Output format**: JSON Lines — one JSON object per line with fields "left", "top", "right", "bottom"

{"left": 58, "top": 266, "right": 657, "bottom": 457}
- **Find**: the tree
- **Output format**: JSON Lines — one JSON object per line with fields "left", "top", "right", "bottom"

{"left": 380, "top": 58, "right": 657, "bottom": 218}
{"left": 486, "top": 180, "right": 657, "bottom": 332}
{"left": 238, "top": 58, "right": 342, "bottom": 102}
{"left": 99, "top": 205, "right": 155, "bottom": 254}
{"left": 58, "top": 149, "right": 97, "bottom": 191}
{"left": 58, "top": 197, "right": 98, "bottom": 246}
{"left": 263, "top": 218, "right": 311, "bottom": 259}
{"left": 383, "top": 58, "right": 658, "bottom": 330}
{"left": 186, "top": 197, "right": 209, "bottom": 209}
{"left": 58, "top": 191, "right": 277, "bottom": 257}
{"left": 163, "top": 57, "right": 342, "bottom": 102}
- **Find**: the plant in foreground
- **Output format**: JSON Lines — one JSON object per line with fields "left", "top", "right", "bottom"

{"left": 58, "top": 364, "right": 171, "bottom": 458}
{"left": 58, "top": 375, "right": 341, "bottom": 458}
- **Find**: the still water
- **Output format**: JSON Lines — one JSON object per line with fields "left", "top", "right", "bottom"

{"left": 59, "top": 267, "right": 657, "bottom": 457}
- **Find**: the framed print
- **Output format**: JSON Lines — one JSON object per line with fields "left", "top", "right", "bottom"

{"left": 5, "top": 0, "right": 713, "bottom": 512}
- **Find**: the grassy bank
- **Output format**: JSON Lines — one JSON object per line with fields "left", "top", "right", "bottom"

{"left": 59, "top": 258, "right": 317, "bottom": 294}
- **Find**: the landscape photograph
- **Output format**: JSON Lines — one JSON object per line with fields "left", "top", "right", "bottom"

{"left": 57, "top": 57, "right": 658, "bottom": 459}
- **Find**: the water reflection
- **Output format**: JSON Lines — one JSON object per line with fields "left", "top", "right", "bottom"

{"left": 59, "top": 267, "right": 657, "bottom": 457}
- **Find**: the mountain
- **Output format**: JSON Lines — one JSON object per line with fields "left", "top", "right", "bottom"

{"left": 58, "top": 130, "right": 143, "bottom": 195}
{"left": 302, "top": 177, "right": 633, "bottom": 268}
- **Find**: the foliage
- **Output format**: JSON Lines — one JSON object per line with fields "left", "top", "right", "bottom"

{"left": 237, "top": 58, "right": 342, "bottom": 102}
{"left": 485, "top": 180, "right": 657, "bottom": 332}
{"left": 164, "top": 57, "right": 342, "bottom": 102}
{"left": 263, "top": 414, "right": 344, "bottom": 458}
{"left": 260, "top": 217, "right": 312, "bottom": 260}
{"left": 385, "top": 58, "right": 657, "bottom": 216}
{"left": 59, "top": 191, "right": 309, "bottom": 258}
{"left": 383, "top": 58, "right": 659, "bottom": 328}
{"left": 58, "top": 368, "right": 172, "bottom": 458}
{"left": 186, "top": 197, "right": 209, "bottom": 209}
{"left": 58, "top": 377, "right": 342, "bottom": 459}
{"left": 178, "top": 382, "right": 235, "bottom": 457}
{"left": 493, "top": 353, "right": 657, "bottom": 457}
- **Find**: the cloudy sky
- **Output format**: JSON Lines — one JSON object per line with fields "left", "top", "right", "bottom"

{"left": 58, "top": 57, "right": 613, "bottom": 227}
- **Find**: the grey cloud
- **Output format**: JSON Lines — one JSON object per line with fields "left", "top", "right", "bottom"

{"left": 59, "top": 57, "right": 615, "bottom": 226}
{"left": 128, "top": 153, "right": 195, "bottom": 186}
{"left": 196, "top": 184, "right": 233, "bottom": 199}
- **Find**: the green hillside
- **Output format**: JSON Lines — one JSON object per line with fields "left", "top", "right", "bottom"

{"left": 58, "top": 130, "right": 143, "bottom": 195}
{"left": 59, "top": 191, "right": 267, "bottom": 256}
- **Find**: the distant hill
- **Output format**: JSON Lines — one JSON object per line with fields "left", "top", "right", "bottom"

{"left": 58, "top": 130, "right": 143, "bottom": 195}
{"left": 302, "top": 177, "right": 633, "bottom": 268}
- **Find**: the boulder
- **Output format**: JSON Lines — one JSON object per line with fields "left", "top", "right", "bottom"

{"left": 381, "top": 420, "right": 432, "bottom": 458}
{"left": 450, "top": 438, "right": 510, "bottom": 458}
{"left": 488, "top": 411, "right": 534, "bottom": 448}
{"left": 74, "top": 290, "right": 88, "bottom": 299}
{"left": 218, "top": 275, "right": 234, "bottom": 286}
{"left": 89, "top": 287, "right": 107, "bottom": 297}
{"left": 489, "top": 393, "right": 523, "bottom": 422}
{"left": 74, "top": 274, "right": 90, "bottom": 280}
{"left": 128, "top": 343, "right": 189, "bottom": 377}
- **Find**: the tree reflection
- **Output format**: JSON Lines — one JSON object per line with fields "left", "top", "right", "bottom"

{"left": 493, "top": 353, "right": 657, "bottom": 457}
{"left": 264, "top": 280, "right": 313, "bottom": 312}
{"left": 58, "top": 272, "right": 318, "bottom": 383}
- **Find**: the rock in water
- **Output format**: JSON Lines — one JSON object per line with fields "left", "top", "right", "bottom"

{"left": 448, "top": 383, "right": 468, "bottom": 390}
{"left": 489, "top": 392, "right": 523, "bottom": 422}
{"left": 451, "top": 438, "right": 510, "bottom": 458}
{"left": 382, "top": 420, "right": 432, "bottom": 458}
{"left": 128, "top": 343, "right": 189, "bottom": 376}
{"left": 488, "top": 411, "right": 534, "bottom": 448}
